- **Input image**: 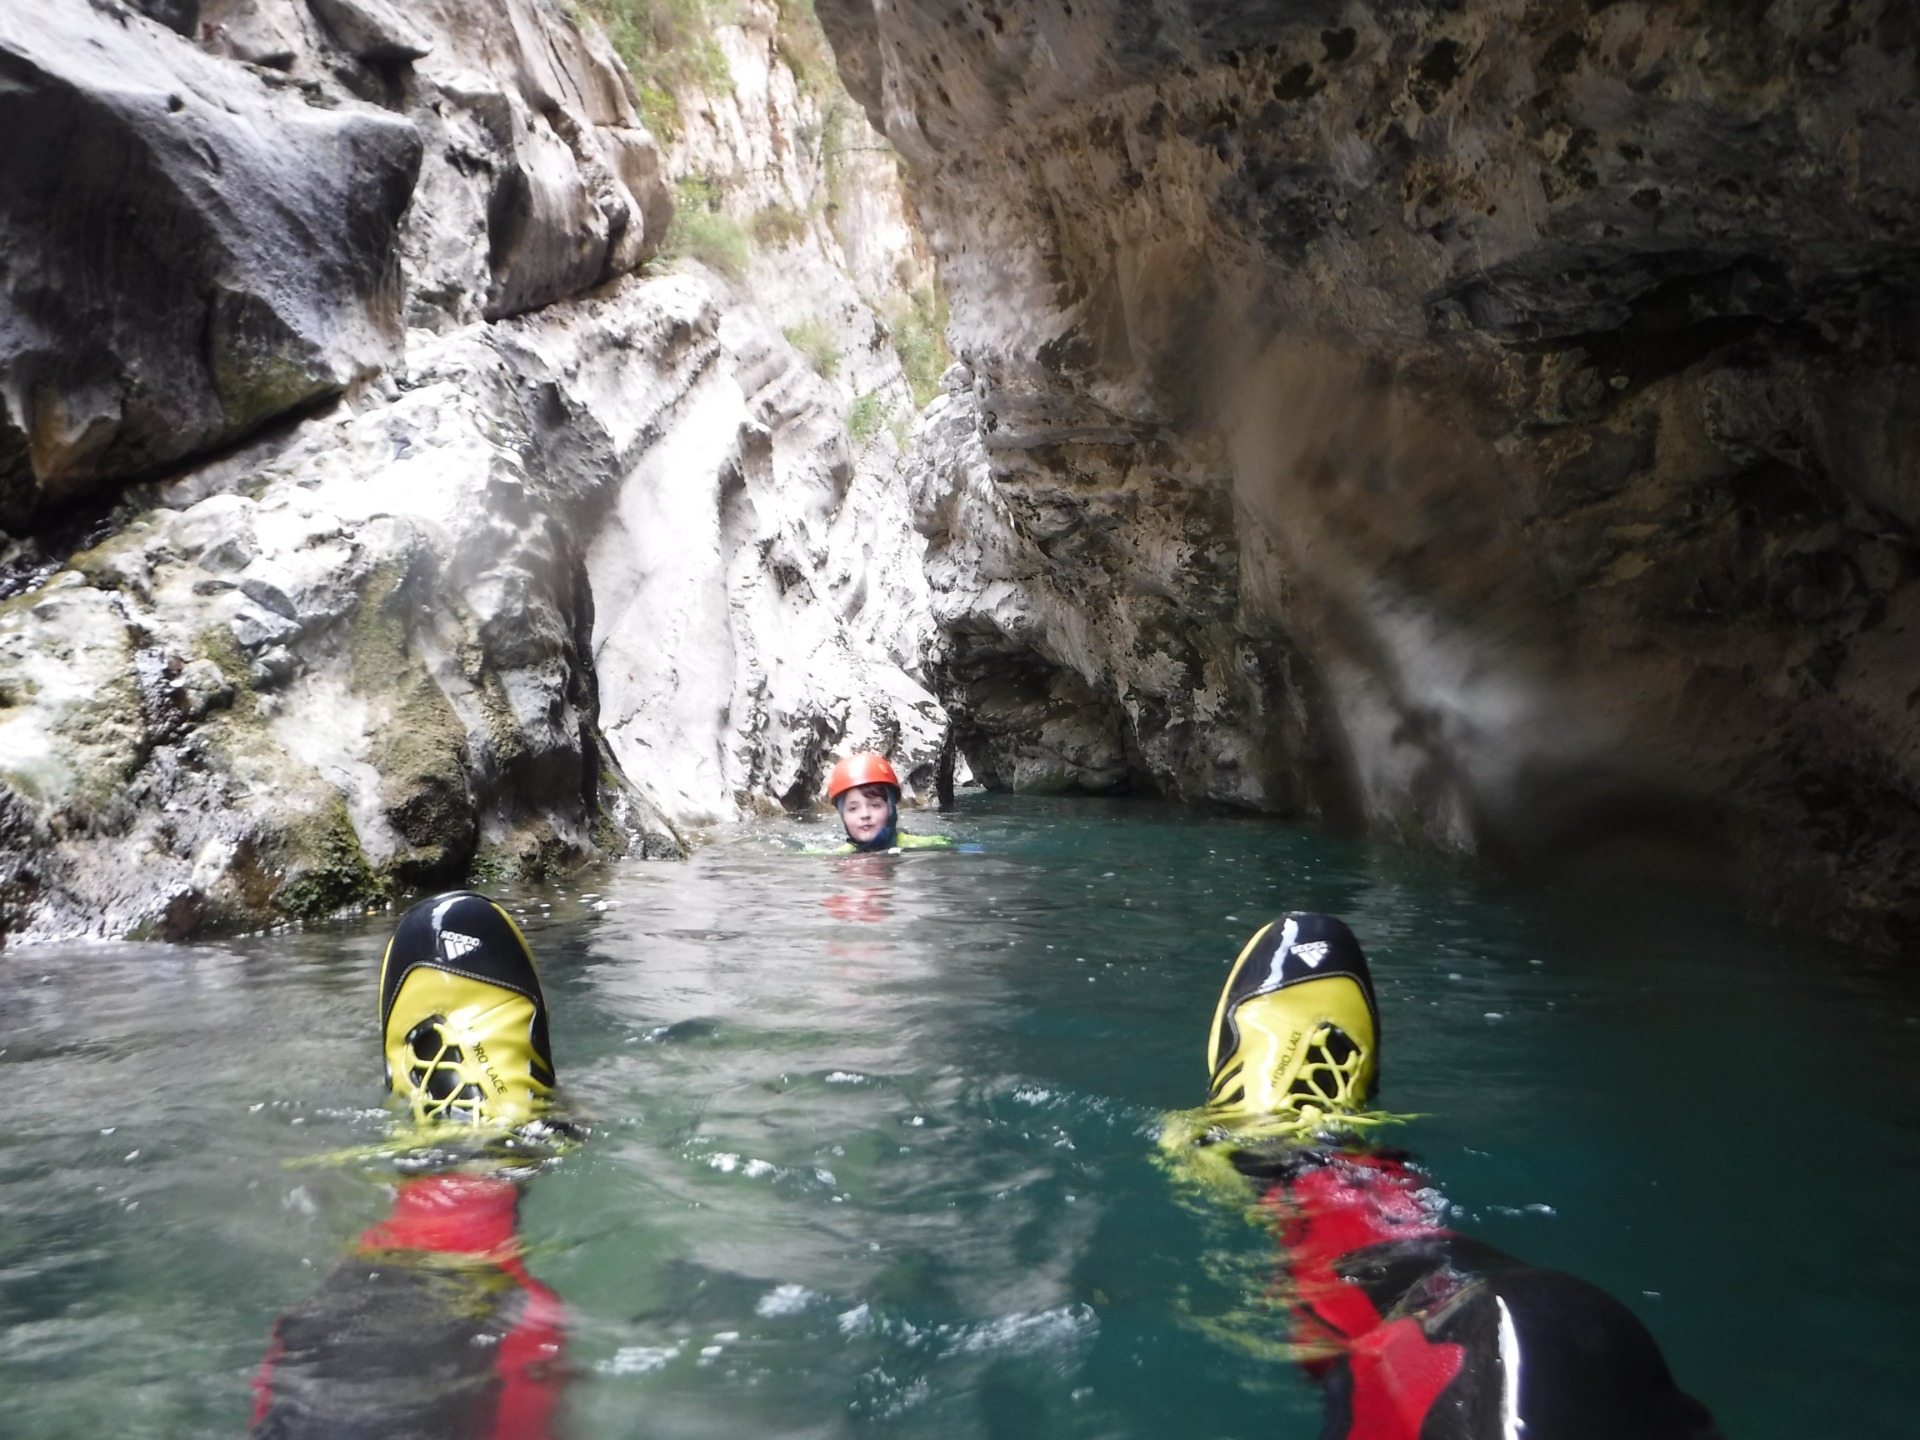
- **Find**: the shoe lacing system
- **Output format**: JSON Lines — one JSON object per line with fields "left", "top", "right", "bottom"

{"left": 1190, "top": 1020, "right": 1404, "bottom": 1148}
{"left": 403, "top": 1015, "right": 492, "bottom": 1125}
{"left": 1282, "top": 1021, "right": 1370, "bottom": 1113}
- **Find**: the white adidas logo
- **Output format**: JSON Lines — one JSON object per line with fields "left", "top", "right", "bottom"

{"left": 440, "top": 930, "right": 481, "bottom": 961}
{"left": 1291, "top": 940, "right": 1330, "bottom": 968}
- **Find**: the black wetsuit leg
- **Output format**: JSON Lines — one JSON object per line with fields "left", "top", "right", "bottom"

{"left": 1238, "top": 1148, "right": 1721, "bottom": 1440}
{"left": 251, "top": 1176, "right": 564, "bottom": 1440}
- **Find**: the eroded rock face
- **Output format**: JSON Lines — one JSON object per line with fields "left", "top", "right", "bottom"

{"left": 0, "top": 267, "right": 944, "bottom": 942}
{"left": 0, "top": 0, "right": 947, "bottom": 942}
{"left": 0, "top": 0, "right": 420, "bottom": 524}
{"left": 0, "top": 281, "right": 689, "bottom": 939}
{"left": 823, "top": 0, "right": 1920, "bottom": 951}
{"left": 387, "top": 0, "right": 670, "bottom": 324}
{"left": 591, "top": 0, "right": 953, "bottom": 820}
{"left": 905, "top": 365, "right": 1346, "bottom": 812}
{"left": 589, "top": 304, "right": 947, "bottom": 824}
{"left": 0, "top": 0, "right": 677, "bottom": 534}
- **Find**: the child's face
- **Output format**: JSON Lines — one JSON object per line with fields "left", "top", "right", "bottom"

{"left": 840, "top": 784, "right": 893, "bottom": 844}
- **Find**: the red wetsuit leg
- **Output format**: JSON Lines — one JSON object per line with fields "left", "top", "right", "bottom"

{"left": 489, "top": 1255, "right": 566, "bottom": 1440}
{"left": 251, "top": 1176, "right": 567, "bottom": 1440}
{"left": 360, "top": 1176, "right": 566, "bottom": 1440}
{"left": 1263, "top": 1153, "right": 1464, "bottom": 1440}
{"left": 354, "top": 1173, "right": 522, "bottom": 1254}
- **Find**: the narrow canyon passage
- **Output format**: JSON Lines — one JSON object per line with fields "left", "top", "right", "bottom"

{"left": 2, "top": 802, "right": 1913, "bottom": 1439}
{"left": 4, "top": 2, "right": 1919, "bottom": 1436}
{"left": 8, "top": 0, "right": 1917, "bottom": 953}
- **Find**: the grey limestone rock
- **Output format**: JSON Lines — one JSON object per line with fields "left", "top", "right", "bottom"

{"left": 305, "top": 0, "right": 430, "bottom": 62}
{"left": 199, "top": 0, "right": 301, "bottom": 67}
{"left": 0, "top": 263, "right": 946, "bottom": 942}
{"left": 389, "top": 1, "right": 675, "bottom": 329}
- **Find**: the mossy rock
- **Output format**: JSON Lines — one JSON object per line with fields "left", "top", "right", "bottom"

{"left": 466, "top": 844, "right": 514, "bottom": 888}
{"left": 193, "top": 625, "right": 260, "bottom": 708}
{"left": 67, "top": 520, "right": 158, "bottom": 597}
{"left": 274, "top": 793, "right": 392, "bottom": 919}
{"left": 473, "top": 823, "right": 586, "bottom": 884}
{"left": 351, "top": 559, "right": 479, "bottom": 882}
{"left": 374, "top": 673, "right": 475, "bottom": 864}
{"left": 0, "top": 580, "right": 145, "bottom": 816}
{"left": 474, "top": 667, "right": 531, "bottom": 772}
{"left": 208, "top": 287, "right": 339, "bottom": 434}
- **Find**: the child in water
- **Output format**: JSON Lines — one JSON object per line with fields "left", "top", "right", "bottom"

{"left": 822, "top": 752, "right": 954, "bottom": 853}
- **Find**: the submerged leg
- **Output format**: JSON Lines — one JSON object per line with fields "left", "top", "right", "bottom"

{"left": 1200, "top": 913, "right": 1721, "bottom": 1440}
{"left": 253, "top": 892, "right": 569, "bottom": 1440}
{"left": 251, "top": 1176, "right": 565, "bottom": 1440}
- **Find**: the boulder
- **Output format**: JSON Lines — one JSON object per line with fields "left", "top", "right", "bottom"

{"left": 0, "top": 0, "right": 421, "bottom": 525}
{"left": 387, "top": 1, "right": 673, "bottom": 328}
{"left": 306, "top": 0, "right": 430, "bottom": 63}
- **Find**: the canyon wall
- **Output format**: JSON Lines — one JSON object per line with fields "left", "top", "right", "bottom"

{"left": 820, "top": 0, "right": 1920, "bottom": 952}
{"left": 0, "top": 0, "right": 945, "bottom": 941}
{"left": 5, "top": 0, "right": 1917, "bottom": 955}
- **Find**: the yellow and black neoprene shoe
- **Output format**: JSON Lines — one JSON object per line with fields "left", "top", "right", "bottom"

{"left": 378, "top": 892, "right": 556, "bottom": 1127}
{"left": 1205, "top": 912, "right": 1381, "bottom": 1127}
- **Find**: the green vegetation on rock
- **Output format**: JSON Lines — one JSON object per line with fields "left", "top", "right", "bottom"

{"left": 207, "top": 289, "right": 336, "bottom": 434}
{"left": 0, "top": 582, "right": 144, "bottom": 816}
{"left": 467, "top": 845, "right": 512, "bottom": 888}
{"left": 67, "top": 521, "right": 157, "bottom": 600}
{"left": 348, "top": 560, "right": 411, "bottom": 677}
{"left": 887, "top": 285, "right": 950, "bottom": 406}
{"left": 752, "top": 204, "right": 810, "bottom": 248}
{"left": 773, "top": 0, "right": 834, "bottom": 96}
{"left": 847, "top": 390, "right": 885, "bottom": 446}
{"left": 351, "top": 561, "right": 477, "bottom": 885}
{"left": 194, "top": 624, "right": 257, "bottom": 701}
{"left": 783, "top": 316, "right": 841, "bottom": 378}
{"left": 668, "top": 176, "right": 752, "bottom": 279}
{"left": 575, "top": 0, "right": 736, "bottom": 137}
{"left": 275, "top": 793, "right": 389, "bottom": 919}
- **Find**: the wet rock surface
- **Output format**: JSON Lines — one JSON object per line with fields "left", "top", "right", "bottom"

{"left": 821, "top": 0, "right": 1920, "bottom": 952}
{"left": 0, "top": 0, "right": 675, "bottom": 535}
{"left": 905, "top": 366, "right": 1345, "bottom": 814}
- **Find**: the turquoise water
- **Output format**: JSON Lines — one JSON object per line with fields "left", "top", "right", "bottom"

{"left": 2, "top": 795, "right": 1916, "bottom": 1438}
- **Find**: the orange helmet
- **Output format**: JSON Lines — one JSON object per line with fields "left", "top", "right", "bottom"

{"left": 826, "top": 752, "right": 900, "bottom": 803}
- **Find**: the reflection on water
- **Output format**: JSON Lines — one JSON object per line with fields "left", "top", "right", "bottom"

{"left": 2, "top": 796, "right": 1917, "bottom": 1438}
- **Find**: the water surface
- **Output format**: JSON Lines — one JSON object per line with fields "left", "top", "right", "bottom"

{"left": 3, "top": 796, "right": 1915, "bottom": 1437}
